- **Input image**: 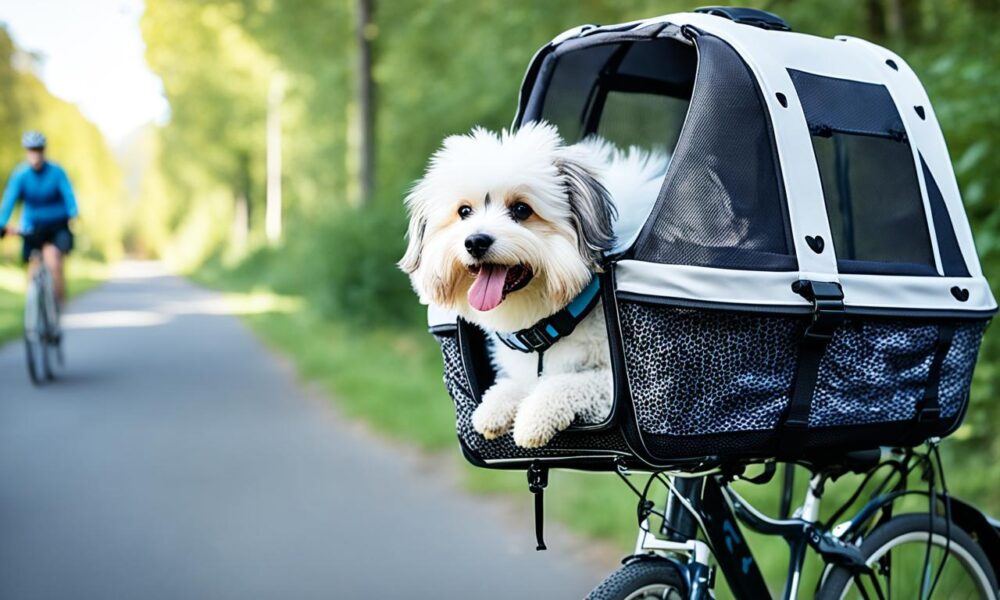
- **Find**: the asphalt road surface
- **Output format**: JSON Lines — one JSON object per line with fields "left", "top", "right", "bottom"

{"left": 0, "top": 262, "right": 606, "bottom": 599}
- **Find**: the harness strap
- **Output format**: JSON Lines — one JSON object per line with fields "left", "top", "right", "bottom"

{"left": 496, "top": 276, "right": 601, "bottom": 355}
{"left": 527, "top": 463, "right": 548, "bottom": 551}
{"left": 916, "top": 324, "right": 956, "bottom": 422}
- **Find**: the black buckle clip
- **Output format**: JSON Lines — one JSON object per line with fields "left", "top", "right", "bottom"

{"left": 516, "top": 328, "right": 551, "bottom": 352}
{"left": 793, "top": 280, "right": 845, "bottom": 341}
{"left": 527, "top": 463, "right": 549, "bottom": 551}
{"left": 918, "top": 406, "right": 941, "bottom": 422}
{"left": 528, "top": 462, "right": 548, "bottom": 493}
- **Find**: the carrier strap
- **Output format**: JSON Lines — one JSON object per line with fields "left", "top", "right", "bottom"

{"left": 527, "top": 463, "right": 548, "bottom": 551}
{"left": 496, "top": 276, "right": 601, "bottom": 355}
{"left": 916, "top": 324, "right": 956, "bottom": 422}
{"left": 780, "top": 281, "right": 845, "bottom": 452}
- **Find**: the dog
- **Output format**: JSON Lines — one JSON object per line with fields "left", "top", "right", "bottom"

{"left": 400, "top": 121, "right": 667, "bottom": 448}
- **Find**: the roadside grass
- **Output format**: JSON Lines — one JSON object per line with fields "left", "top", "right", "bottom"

{"left": 191, "top": 259, "right": 648, "bottom": 549}
{"left": 191, "top": 259, "right": 987, "bottom": 597}
{"left": 0, "top": 257, "right": 107, "bottom": 343}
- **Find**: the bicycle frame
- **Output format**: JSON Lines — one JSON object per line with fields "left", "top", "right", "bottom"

{"left": 26, "top": 251, "right": 58, "bottom": 336}
{"left": 634, "top": 473, "right": 818, "bottom": 600}
{"left": 630, "top": 452, "right": 1000, "bottom": 600}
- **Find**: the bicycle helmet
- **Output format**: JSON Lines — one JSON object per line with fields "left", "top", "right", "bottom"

{"left": 21, "top": 131, "right": 46, "bottom": 149}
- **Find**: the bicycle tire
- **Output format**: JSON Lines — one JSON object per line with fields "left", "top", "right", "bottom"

{"left": 817, "top": 513, "right": 998, "bottom": 600}
{"left": 24, "top": 279, "right": 46, "bottom": 385}
{"left": 43, "top": 338, "right": 55, "bottom": 381}
{"left": 587, "top": 558, "right": 688, "bottom": 600}
{"left": 24, "top": 336, "right": 44, "bottom": 386}
{"left": 38, "top": 287, "right": 54, "bottom": 381}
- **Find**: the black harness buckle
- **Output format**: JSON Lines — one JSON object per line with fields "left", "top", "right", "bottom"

{"left": 793, "top": 280, "right": 845, "bottom": 341}
{"left": 781, "top": 280, "right": 846, "bottom": 435}
{"left": 516, "top": 328, "right": 551, "bottom": 352}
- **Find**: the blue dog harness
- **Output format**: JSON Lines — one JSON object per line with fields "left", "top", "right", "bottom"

{"left": 495, "top": 276, "right": 602, "bottom": 371}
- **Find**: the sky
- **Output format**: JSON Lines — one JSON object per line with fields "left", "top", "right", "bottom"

{"left": 0, "top": 0, "right": 168, "bottom": 145}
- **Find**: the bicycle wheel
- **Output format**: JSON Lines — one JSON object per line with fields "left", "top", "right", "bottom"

{"left": 587, "top": 558, "right": 688, "bottom": 600}
{"left": 23, "top": 281, "right": 47, "bottom": 385}
{"left": 24, "top": 336, "right": 45, "bottom": 385}
{"left": 818, "top": 513, "right": 998, "bottom": 600}
{"left": 39, "top": 270, "right": 58, "bottom": 379}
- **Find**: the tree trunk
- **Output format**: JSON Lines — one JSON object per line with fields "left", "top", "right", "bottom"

{"left": 233, "top": 191, "right": 249, "bottom": 250}
{"left": 265, "top": 73, "right": 285, "bottom": 244}
{"left": 356, "top": 0, "right": 376, "bottom": 206}
{"left": 866, "top": 0, "right": 887, "bottom": 40}
{"left": 233, "top": 153, "right": 252, "bottom": 249}
{"left": 886, "top": 0, "right": 920, "bottom": 42}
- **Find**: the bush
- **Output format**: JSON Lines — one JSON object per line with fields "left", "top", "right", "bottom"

{"left": 300, "top": 203, "right": 423, "bottom": 328}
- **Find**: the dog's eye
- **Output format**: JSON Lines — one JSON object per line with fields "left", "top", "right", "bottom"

{"left": 458, "top": 205, "right": 473, "bottom": 219}
{"left": 510, "top": 202, "right": 533, "bottom": 222}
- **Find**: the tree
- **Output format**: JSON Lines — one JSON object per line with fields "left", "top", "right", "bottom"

{"left": 356, "top": 0, "right": 376, "bottom": 206}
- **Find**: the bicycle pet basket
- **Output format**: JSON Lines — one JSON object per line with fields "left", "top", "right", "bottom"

{"left": 427, "top": 9, "right": 995, "bottom": 471}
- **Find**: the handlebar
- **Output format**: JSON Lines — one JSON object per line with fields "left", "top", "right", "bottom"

{"left": 0, "top": 226, "right": 32, "bottom": 239}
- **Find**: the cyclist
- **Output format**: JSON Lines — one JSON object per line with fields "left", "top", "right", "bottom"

{"left": 0, "top": 131, "right": 78, "bottom": 320}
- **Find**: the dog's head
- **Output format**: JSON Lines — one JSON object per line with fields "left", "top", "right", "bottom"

{"left": 399, "top": 122, "right": 616, "bottom": 332}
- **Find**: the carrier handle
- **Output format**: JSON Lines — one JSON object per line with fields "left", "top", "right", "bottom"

{"left": 694, "top": 6, "right": 792, "bottom": 31}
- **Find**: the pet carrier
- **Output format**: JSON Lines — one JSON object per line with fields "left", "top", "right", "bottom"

{"left": 427, "top": 8, "right": 995, "bottom": 471}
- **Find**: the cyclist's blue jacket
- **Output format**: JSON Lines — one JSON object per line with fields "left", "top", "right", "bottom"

{"left": 0, "top": 161, "right": 79, "bottom": 230}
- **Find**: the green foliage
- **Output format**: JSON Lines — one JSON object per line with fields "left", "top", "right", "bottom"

{"left": 295, "top": 206, "right": 419, "bottom": 325}
{"left": 146, "top": 0, "right": 1000, "bottom": 562}
{"left": 0, "top": 26, "right": 125, "bottom": 260}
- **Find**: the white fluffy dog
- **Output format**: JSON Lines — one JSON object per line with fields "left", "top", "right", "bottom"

{"left": 400, "top": 122, "right": 667, "bottom": 448}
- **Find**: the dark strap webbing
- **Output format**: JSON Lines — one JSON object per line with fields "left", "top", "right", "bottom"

{"left": 916, "top": 324, "right": 956, "bottom": 422}
{"left": 527, "top": 463, "right": 548, "bottom": 551}
{"left": 784, "top": 335, "right": 831, "bottom": 429}
{"left": 780, "top": 281, "right": 844, "bottom": 453}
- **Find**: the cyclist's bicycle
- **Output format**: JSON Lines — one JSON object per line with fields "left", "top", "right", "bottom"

{"left": 2, "top": 228, "right": 63, "bottom": 385}
{"left": 589, "top": 441, "right": 1000, "bottom": 599}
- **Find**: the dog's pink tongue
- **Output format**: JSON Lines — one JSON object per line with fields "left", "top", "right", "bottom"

{"left": 468, "top": 265, "right": 509, "bottom": 312}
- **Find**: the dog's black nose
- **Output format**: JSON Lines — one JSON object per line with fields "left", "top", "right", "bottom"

{"left": 465, "top": 233, "right": 494, "bottom": 259}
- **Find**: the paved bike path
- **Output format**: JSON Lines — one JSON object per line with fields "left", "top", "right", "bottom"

{"left": 0, "top": 262, "right": 605, "bottom": 599}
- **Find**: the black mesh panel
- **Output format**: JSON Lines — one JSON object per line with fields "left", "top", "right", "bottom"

{"left": 633, "top": 34, "right": 795, "bottom": 270}
{"left": 596, "top": 91, "right": 687, "bottom": 153}
{"left": 535, "top": 37, "right": 695, "bottom": 147}
{"left": 791, "top": 69, "right": 938, "bottom": 275}
{"left": 434, "top": 327, "right": 630, "bottom": 465}
{"left": 812, "top": 134, "right": 935, "bottom": 273}
{"left": 788, "top": 69, "right": 906, "bottom": 138}
{"left": 534, "top": 44, "right": 617, "bottom": 143}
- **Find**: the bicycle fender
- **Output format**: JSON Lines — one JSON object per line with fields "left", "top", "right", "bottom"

{"left": 947, "top": 496, "right": 1000, "bottom": 583}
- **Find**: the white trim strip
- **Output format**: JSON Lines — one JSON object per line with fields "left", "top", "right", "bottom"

{"left": 616, "top": 260, "right": 997, "bottom": 313}
{"left": 616, "top": 260, "right": 809, "bottom": 308}
{"left": 840, "top": 273, "right": 997, "bottom": 313}
{"left": 427, "top": 304, "right": 458, "bottom": 329}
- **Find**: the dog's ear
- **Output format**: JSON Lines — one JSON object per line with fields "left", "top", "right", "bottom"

{"left": 398, "top": 191, "right": 428, "bottom": 275}
{"left": 554, "top": 152, "right": 617, "bottom": 270}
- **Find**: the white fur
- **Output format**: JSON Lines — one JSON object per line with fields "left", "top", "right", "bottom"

{"left": 401, "top": 122, "right": 668, "bottom": 448}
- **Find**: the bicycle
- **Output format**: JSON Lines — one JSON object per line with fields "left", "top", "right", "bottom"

{"left": 2, "top": 227, "right": 63, "bottom": 385}
{"left": 589, "top": 441, "right": 1000, "bottom": 599}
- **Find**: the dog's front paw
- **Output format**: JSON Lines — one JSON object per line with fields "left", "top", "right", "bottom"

{"left": 512, "top": 396, "right": 573, "bottom": 448}
{"left": 472, "top": 378, "right": 528, "bottom": 440}
{"left": 472, "top": 402, "right": 515, "bottom": 440}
